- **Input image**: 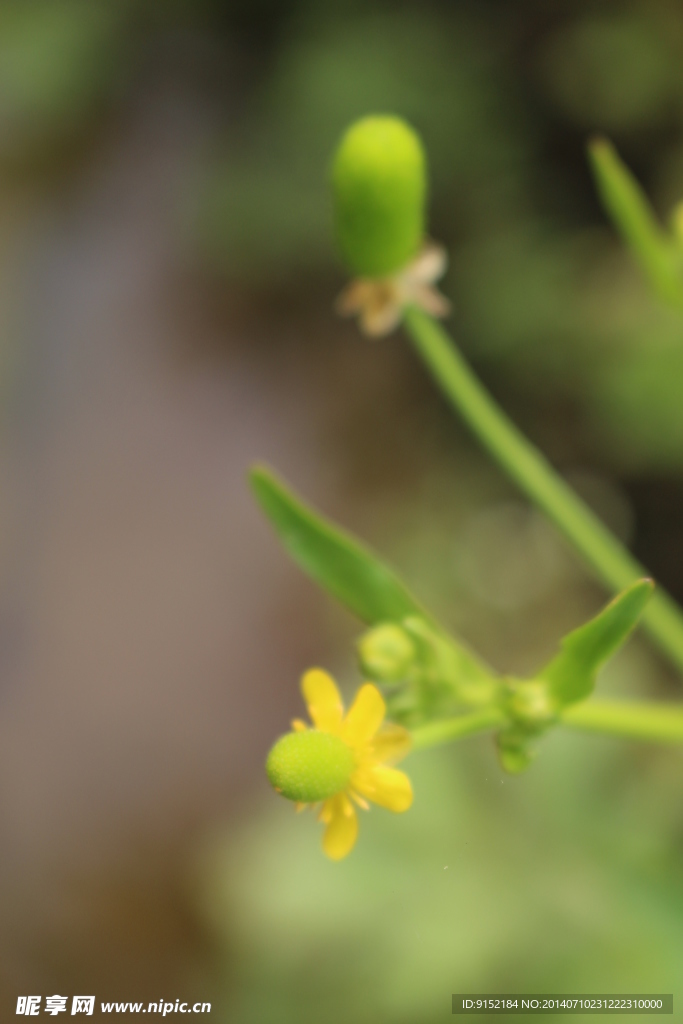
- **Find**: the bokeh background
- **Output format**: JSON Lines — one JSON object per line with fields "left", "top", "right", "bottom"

{"left": 1, "top": 0, "right": 683, "bottom": 1020}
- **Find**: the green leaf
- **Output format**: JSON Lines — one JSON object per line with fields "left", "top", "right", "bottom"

{"left": 251, "top": 466, "right": 499, "bottom": 701}
{"left": 539, "top": 579, "right": 654, "bottom": 707}
{"left": 588, "top": 137, "right": 683, "bottom": 308}
{"left": 250, "top": 464, "right": 433, "bottom": 626}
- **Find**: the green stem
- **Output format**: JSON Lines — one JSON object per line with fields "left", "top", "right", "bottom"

{"left": 562, "top": 699, "right": 683, "bottom": 743}
{"left": 410, "top": 706, "right": 506, "bottom": 751}
{"left": 403, "top": 305, "right": 683, "bottom": 673}
{"left": 409, "top": 699, "right": 683, "bottom": 751}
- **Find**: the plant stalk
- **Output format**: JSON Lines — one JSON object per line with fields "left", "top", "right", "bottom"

{"left": 409, "top": 699, "right": 683, "bottom": 753}
{"left": 403, "top": 305, "right": 683, "bottom": 674}
{"left": 410, "top": 707, "right": 506, "bottom": 751}
{"left": 561, "top": 699, "right": 683, "bottom": 743}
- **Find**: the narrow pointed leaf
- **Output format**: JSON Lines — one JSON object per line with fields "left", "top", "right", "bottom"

{"left": 250, "top": 465, "right": 497, "bottom": 688}
{"left": 588, "top": 137, "right": 683, "bottom": 307}
{"left": 250, "top": 464, "right": 434, "bottom": 626}
{"left": 540, "top": 579, "right": 654, "bottom": 707}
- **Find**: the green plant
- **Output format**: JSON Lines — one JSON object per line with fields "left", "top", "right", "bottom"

{"left": 253, "top": 115, "right": 683, "bottom": 859}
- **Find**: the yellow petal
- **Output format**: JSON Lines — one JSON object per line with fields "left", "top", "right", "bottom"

{"left": 301, "top": 669, "right": 344, "bottom": 733}
{"left": 291, "top": 718, "right": 307, "bottom": 732}
{"left": 349, "top": 790, "right": 370, "bottom": 811}
{"left": 342, "top": 683, "right": 386, "bottom": 746}
{"left": 318, "top": 799, "right": 333, "bottom": 824}
{"left": 370, "top": 723, "right": 412, "bottom": 764}
{"left": 322, "top": 793, "right": 358, "bottom": 860}
{"left": 352, "top": 764, "right": 413, "bottom": 812}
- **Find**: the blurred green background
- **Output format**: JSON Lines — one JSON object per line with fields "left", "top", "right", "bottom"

{"left": 2, "top": 0, "right": 683, "bottom": 1020}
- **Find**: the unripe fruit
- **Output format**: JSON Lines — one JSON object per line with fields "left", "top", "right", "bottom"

{"left": 266, "top": 730, "right": 355, "bottom": 802}
{"left": 332, "top": 115, "right": 427, "bottom": 278}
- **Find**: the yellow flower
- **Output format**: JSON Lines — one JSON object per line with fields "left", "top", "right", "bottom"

{"left": 266, "top": 670, "right": 413, "bottom": 860}
{"left": 336, "top": 241, "right": 450, "bottom": 337}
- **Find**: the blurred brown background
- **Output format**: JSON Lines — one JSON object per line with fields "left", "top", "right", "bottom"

{"left": 2, "top": 1, "right": 683, "bottom": 1020}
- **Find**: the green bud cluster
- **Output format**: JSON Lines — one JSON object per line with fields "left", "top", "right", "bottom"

{"left": 357, "top": 622, "right": 417, "bottom": 681}
{"left": 505, "top": 680, "right": 557, "bottom": 729}
{"left": 331, "top": 115, "right": 427, "bottom": 278}
{"left": 495, "top": 679, "right": 557, "bottom": 774}
{"left": 266, "top": 730, "right": 355, "bottom": 803}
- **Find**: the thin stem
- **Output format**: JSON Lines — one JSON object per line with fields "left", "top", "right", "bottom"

{"left": 562, "top": 699, "right": 683, "bottom": 743}
{"left": 410, "top": 707, "right": 506, "bottom": 751}
{"left": 409, "top": 699, "right": 683, "bottom": 752}
{"left": 403, "top": 305, "right": 683, "bottom": 674}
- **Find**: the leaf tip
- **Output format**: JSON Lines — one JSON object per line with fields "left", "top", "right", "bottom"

{"left": 248, "top": 462, "right": 278, "bottom": 499}
{"left": 587, "top": 133, "right": 611, "bottom": 156}
{"left": 248, "top": 461, "right": 271, "bottom": 483}
{"left": 626, "top": 576, "right": 655, "bottom": 603}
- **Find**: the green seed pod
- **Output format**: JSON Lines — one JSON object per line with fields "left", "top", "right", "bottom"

{"left": 358, "top": 622, "right": 417, "bottom": 681}
{"left": 332, "top": 115, "right": 427, "bottom": 278}
{"left": 266, "top": 730, "right": 355, "bottom": 803}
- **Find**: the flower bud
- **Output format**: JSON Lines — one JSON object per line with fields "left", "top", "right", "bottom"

{"left": 357, "top": 622, "right": 417, "bottom": 681}
{"left": 496, "top": 729, "right": 536, "bottom": 775}
{"left": 332, "top": 115, "right": 427, "bottom": 278}
{"left": 506, "top": 680, "right": 556, "bottom": 729}
{"left": 266, "top": 730, "right": 355, "bottom": 803}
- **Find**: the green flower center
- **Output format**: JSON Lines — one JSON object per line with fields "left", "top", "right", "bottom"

{"left": 266, "top": 730, "right": 355, "bottom": 803}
